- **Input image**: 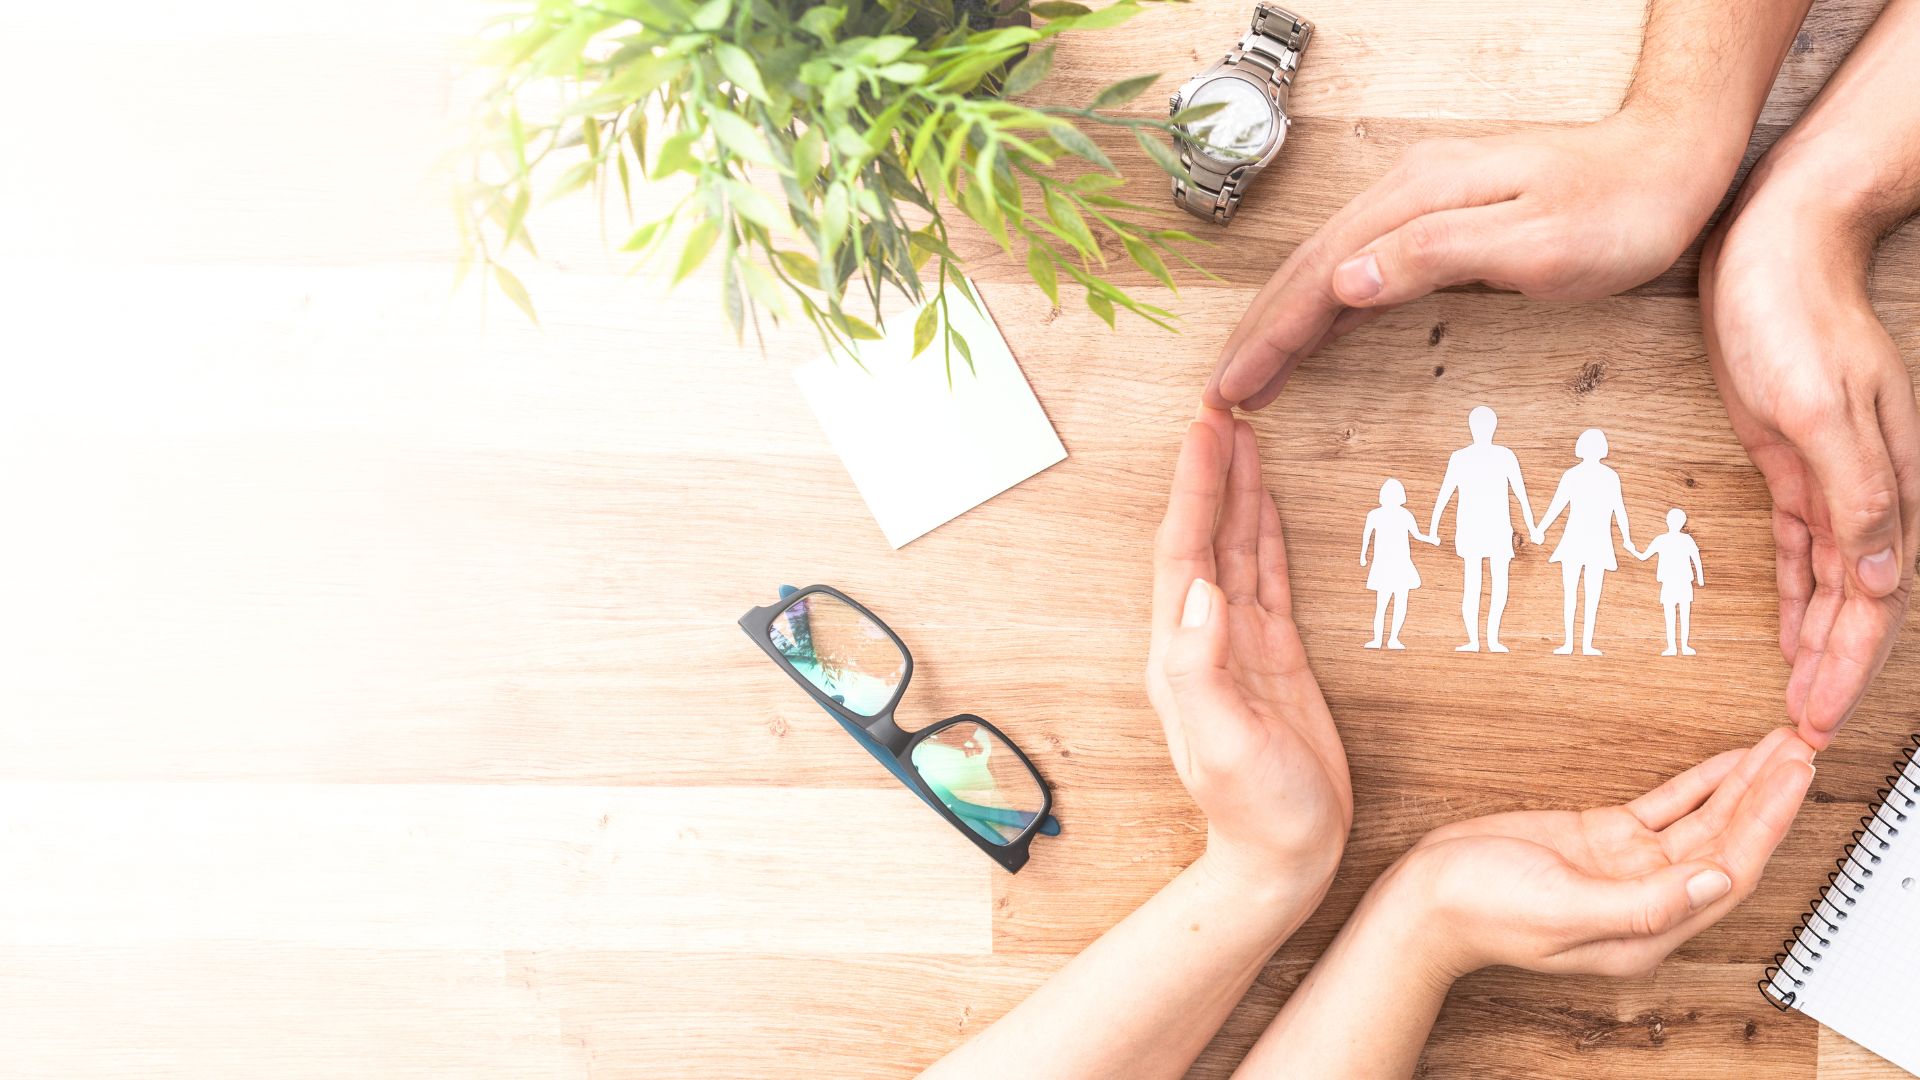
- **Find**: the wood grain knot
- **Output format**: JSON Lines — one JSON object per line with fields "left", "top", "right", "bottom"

{"left": 1570, "top": 361, "right": 1607, "bottom": 396}
{"left": 1428, "top": 321, "right": 1446, "bottom": 346}
{"left": 1791, "top": 30, "right": 1814, "bottom": 54}
{"left": 767, "top": 715, "right": 790, "bottom": 738}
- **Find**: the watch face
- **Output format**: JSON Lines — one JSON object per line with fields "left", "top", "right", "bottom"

{"left": 1180, "top": 76, "right": 1276, "bottom": 164}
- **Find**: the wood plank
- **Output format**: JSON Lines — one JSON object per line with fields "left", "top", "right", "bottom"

{"left": 0, "top": 784, "right": 990, "bottom": 954}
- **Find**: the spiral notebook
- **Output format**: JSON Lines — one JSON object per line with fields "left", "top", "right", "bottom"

{"left": 1762, "top": 733, "right": 1920, "bottom": 1075}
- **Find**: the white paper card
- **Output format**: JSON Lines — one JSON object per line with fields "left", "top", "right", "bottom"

{"left": 793, "top": 280, "right": 1066, "bottom": 548}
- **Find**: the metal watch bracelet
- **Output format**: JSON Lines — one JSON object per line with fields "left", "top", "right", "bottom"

{"left": 1171, "top": 3, "right": 1313, "bottom": 224}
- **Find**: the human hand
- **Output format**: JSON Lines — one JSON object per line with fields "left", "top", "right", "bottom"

{"left": 1371, "top": 728, "right": 1814, "bottom": 981}
{"left": 1207, "top": 109, "right": 1732, "bottom": 410}
{"left": 1148, "top": 409, "right": 1353, "bottom": 906}
{"left": 1701, "top": 162, "right": 1920, "bottom": 749}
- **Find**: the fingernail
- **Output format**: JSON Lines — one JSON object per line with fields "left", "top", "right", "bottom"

{"left": 1181, "top": 578, "right": 1211, "bottom": 627}
{"left": 1685, "top": 869, "right": 1733, "bottom": 910}
{"left": 1859, "top": 548, "right": 1899, "bottom": 594}
{"left": 1334, "top": 253, "right": 1383, "bottom": 302}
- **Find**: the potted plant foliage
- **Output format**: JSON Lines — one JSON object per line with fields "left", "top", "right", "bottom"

{"left": 460, "top": 0, "right": 1215, "bottom": 373}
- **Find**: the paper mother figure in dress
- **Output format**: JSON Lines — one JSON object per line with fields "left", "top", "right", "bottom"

{"left": 1533, "top": 428, "right": 1639, "bottom": 655}
{"left": 1429, "top": 407, "right": 1540, "bottom": 653}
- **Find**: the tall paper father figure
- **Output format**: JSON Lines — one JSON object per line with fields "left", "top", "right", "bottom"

{"left": 1534, "top": 428, "right": 1638, "bottom": 655}
{"left": 1428, "top": 407, "right": 1540, "bottom": 653}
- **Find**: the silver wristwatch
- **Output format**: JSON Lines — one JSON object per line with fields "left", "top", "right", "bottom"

{"left": 1167, "top": 3, "right": 1313, "bottom": 224}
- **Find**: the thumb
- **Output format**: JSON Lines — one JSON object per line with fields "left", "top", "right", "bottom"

{"left": 1571, "top": 861, "right": 1735, "bottom": 942}
{"left": 1161, "top": 579, "right": 1252, "bottom": 771}
{"left": 1798, "top": 409, "right": 1905, "bottom": 597}
{"left": 1163, "top": 578, "right": 1232, "bottom": 701}
{"left": 1331, "top": 204, "right": 1525, "bottom": 309}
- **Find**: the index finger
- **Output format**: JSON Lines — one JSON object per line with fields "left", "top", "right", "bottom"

{"left": 1152, "top": 418, "right": 1231, "bottom": 642}
{"left": 1208, "top": 146, "right": 1515, "bottom": 408}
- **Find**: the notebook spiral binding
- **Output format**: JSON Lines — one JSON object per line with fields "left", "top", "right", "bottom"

{"left": 1760, "top": 733, "right": 1919, "bottom": 1011}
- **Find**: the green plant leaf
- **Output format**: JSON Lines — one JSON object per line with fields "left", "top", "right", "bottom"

{"left": 721, "top": 255, "right": 745, "bottom": 340}
{"left": 713, "top": 43, "right": 768, "bottom": 101}
{"left": 1027, "top": 1, "right": 1091, "bottom": 16}
{"left": 911, "top": 300, "right": 939, "bottom": 358}
{"left": 947, "top": 322, "right": 975, "bottom": 375}
{"left": 774, "top": 249, "right": 821, "bottom": 284}
{"left": 1042, "top": 1, "right": 1142, "bottom": 31}
{"left": 1049, "top": 122, "right": 1113, "bottom": 171}
{"left": 875, "top": 61, "right": 928, "bottom": 83}
{"left": 1089, "top": 72, "right": 1159, "bottom": 110}
{"left": 739, "top": 257, "right": 788, "bottom": 318}
{"left": 1000, "top": 45, "right": 1053, "bottom": 97}
{"left": 1043, "top": 187, "right": 1097, "bottom": 259}
{"left": 1123, "top": 236, "right": 1175, "bottom": 291}
{"left": 823, "top": 68, "right": 860, "bottom": 112}
{"left": 933, "top": 47, "right": 1020, "bottom": 92}
{"left": 839, "top": 313, "right": 884, "bottom": 340}
{"left": 1169, "top": 101, "right": 1227, "bottom": 126}
{"left": 854, "top": 35, "right": 916, "bottom": 65}
{"left": 821, "top": 182, "right": 851, "bottom": 248}
{"left": 691, "top": 0, "right": 730, "bottom": 31}
{"left": 493, "top": 265, "right": 538, "bottom": 325}
{"left": 1026, "top": 242, "right": 1059, "bottom": 306}
{"left": 708, "top": 111, "right": 777, "bottom": 165}
{"left": 581, "top": 117, "right": 601, "bottom": 158}
{"left": 798, "top": 5, "right": 844, "bottom": 40}
{"left": 651, "top": 130, "right": 699, "bottom": 179}
{"left": 792, "top": 124, "right": 826, "bottom": 182}
{"left": 674, "top": 218, "right": 722, "bottom": 284}
{"left": 547, "top": 161, "right": 599, "bottom": 201}
{"left": 722, "top": 179, "right": 787, "bottom": 229}
{"left": 1086, "top": 289, "right": 1115, "bottom": 327}
{"left": 629, "top": 114, "right": 649, "bottom": 173}
{"left": 574, "top": 54, "right": 687, "bottom": 114}
{"left": 1134, "top": 128, "right": 1189, "bottom": 181}
{"left": 1070, "top": 173, "right": 1125, "bottom": 194}
{"left": 623, "top": 218, "right": 668, "bottom": 251}
{"left": 503, "top": 187, "right": 531, "bottom": 247}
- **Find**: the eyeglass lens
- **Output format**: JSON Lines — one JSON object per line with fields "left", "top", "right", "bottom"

{"left": 767, "top": 591, "right": 906, "bottom": 717}
{"left": 910, "top": 721, "right": 1045, "bottom": 846}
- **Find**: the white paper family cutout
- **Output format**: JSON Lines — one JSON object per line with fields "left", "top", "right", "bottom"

{"left": 1359, "top": 407, "right": 1705, "bottom": 656}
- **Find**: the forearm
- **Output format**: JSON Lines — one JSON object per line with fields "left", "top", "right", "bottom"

{"left": 923, "top": 854, "right": 1324, "bottom": 1080}
{"left": 1233, "top": 862, "right": 1452, "bottom": 1079}
{"left": 1623, "top": 0, "right": 1813, "bottom": 156}
{"left": 1744, "top": 0, "right": 1920, "bottom": 244}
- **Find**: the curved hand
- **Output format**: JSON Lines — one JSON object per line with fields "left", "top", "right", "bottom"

{"left": 1207, "top": 112, "right": 1724, "bottom": 410}
{"left": 1701, "top": 173, "right": 1920, "bottom": 748}
{"left": 1148, "top": 409, "right": 1353, "bottom": 895}
{"left": 1390, "top": 728, "right": 1815, "bottom": 979}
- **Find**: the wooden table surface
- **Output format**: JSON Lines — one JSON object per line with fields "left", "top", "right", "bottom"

{"left": 3, "top": 1, "right": 1917, "bottom": 1077}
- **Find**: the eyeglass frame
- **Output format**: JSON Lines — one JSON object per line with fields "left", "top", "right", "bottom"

{"left": 738, "top": 584, "right": 1056, "bottom": 874}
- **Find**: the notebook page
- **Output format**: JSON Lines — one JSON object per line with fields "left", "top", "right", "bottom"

{"left": 1796, "top": 757, "right": 1920, "bottom": 1076}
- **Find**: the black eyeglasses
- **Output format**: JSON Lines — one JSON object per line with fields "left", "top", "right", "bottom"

{"left": 739, "top": 585, "right": 1057, "bottom": 873}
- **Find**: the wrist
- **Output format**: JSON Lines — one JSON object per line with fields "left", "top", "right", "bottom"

{"left": 1190, "top": 838, "right": 1337, "bottom": 935}
{"left": 1347, "top": 854, "right": 1467, "bottom": 994}
{"left": 1739, "top": 130, "right": 1920, "bottom": 251}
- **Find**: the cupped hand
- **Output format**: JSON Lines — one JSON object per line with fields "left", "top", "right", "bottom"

{"left": 1700, "top": 175, "right": 1920, "bottom": 748}
{"left": 1207, "top": 110, "right": 1726, "bottom": 410}
{"left": 1384, "top": 728, "right": 1815, "bottom": 980}
{"left": 1148, "top": 408, "right": 1353, "bottom": 901}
